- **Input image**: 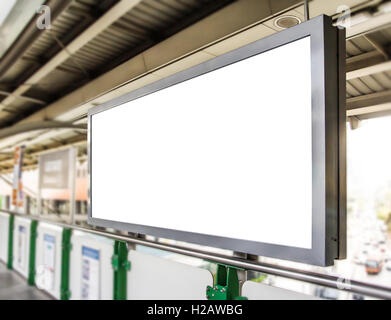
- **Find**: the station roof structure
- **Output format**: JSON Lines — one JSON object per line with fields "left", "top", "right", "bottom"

{"left": 0, "top": 0, "right": 390, "bottom": 172}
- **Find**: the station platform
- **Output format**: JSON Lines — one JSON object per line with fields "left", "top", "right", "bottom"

{"left": 0, "top": 263, "right": 51, "bottom": 300}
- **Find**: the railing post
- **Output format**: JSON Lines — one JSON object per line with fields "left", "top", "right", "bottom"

{"left": 60, "top": 228, "right": 72, "bottom": 300}
{"left": 7, "top": 214, "right": 14, "bottom": 270}
{"left": 27, "top": 220, "right": 38, "bottom": 285}
{"left": 112, "top": 240, "right": 130, "bottom": 300}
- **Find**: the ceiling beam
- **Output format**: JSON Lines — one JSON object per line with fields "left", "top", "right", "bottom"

{"left": 13, "top": 0, "right": 278, "bottom": 127}
{"left": 86, "top": 0, "right": 237, "bottom": 80}
{"left": 345, "top": 43, "right": 391, "bottom": 79}
{"left": 346, "top": 11, "right": 391, "bottom": 39}
{"left": 346, "top": 50, "right": 385, "bottom": 72}
{"left": 346, "top": 36, "right": 391, "bottom": 80}
{"left": 0, "top": 0, "right": 143, "bottom": 113}
{"left": 11, "top": 12, "right": 97, "bottom": 87}
{"left": 346, "top": 60, "right": 391, "bottom": 80}
{"left": 363, "top": 34, "right": 390, "bottom": 60}
{"left": 0, "top": 90, "right": 46, "bottom": 105}
{"left": 347, "top": 89, "right": 391, "bottom": 111}
{"left": 0, "top": 121, "right": 87, "bottom": 140}
{"left": 355, "top": 108, "right": 391, "bottom": 120}
{"left": 0, "top": 0, "right": 73, "bottom": 79}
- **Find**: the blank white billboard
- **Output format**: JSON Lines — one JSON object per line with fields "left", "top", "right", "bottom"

{"left": 89, "top": 15, "right": 343, "bottom": 266}
{"left": 92, "top": 37, "right": 312, "bottom": 248}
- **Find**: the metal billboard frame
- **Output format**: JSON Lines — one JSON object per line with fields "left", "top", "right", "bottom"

{"left": 87, "top": 15, "right": 346, "bottom": 266}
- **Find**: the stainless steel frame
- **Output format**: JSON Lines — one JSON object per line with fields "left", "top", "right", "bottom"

{"left": 87, "top": 15, "right": 345, "bottom": 267}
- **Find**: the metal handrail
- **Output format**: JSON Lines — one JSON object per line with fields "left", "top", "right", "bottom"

{"left": 2, "top": 209, "right": 391, "bottom": 300}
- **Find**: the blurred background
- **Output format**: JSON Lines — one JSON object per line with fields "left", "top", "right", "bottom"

{"left": 0, "top": 0, "right": 391, "bottom": 300}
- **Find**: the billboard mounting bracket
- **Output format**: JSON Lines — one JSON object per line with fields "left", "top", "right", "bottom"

{"left": 206, "top": 263, "right": 247, "bottom": 300}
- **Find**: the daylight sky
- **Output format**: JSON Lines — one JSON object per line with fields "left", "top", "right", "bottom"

{"left": 347, "top": 116, "right": 391, "bottom": 199}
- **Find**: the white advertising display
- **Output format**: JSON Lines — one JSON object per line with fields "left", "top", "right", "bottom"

{"left": 81, "top": 246, "right": 100, "bottom": 300}
{"left": 89, "top": 16, "right": 344, "bottom": 266}
{"left": 92, "top": 37, "right": 312, "bottom": 249}
{"left": 17, "top": 225, "right": 27, "bottom": 269}
{"left": 39, "top": 149, "right": 72, "bottom": 189}
{"left": 0, "top": 213, "right": 9, "bottom": 263}
{"left": 12, "top": 146, "right": 24, "bottom": 210}
{"left": 70, "top": 230, "right": 114, "bottom": 300}
{"left": 42, "top": 233, "right": 56, "bottom": 290}
{"left": 35, "top": 223, "right": 63, "bottom": 299}
{"left": 13, "top": 217, "right": 31, "bottom": 278}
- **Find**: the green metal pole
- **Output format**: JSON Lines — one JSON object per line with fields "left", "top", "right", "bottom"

{"left": 7, "top": 214, "right": 14, "bottom": 270}
{"left": 112, "top": 240, "right": 130, "bottom": 300}
{"left": 60, "top": 228, "right": 72, "bottom": 300}
{"left": 27, "top": 220, "right": 38, "bottom": 285}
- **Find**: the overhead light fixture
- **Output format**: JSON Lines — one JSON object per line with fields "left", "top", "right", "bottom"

{"left": 274, "top": 15, "right": 302, "bottom": 29}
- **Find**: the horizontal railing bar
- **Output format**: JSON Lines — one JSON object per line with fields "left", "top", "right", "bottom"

{"left": 2, "top": 209, "right": 390, "bottom": 300}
